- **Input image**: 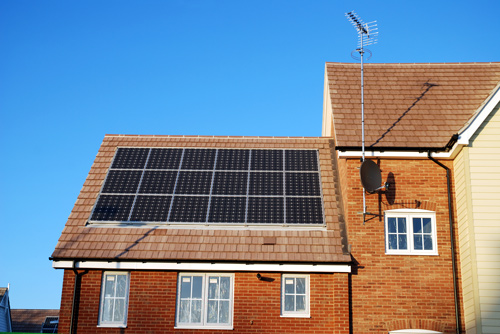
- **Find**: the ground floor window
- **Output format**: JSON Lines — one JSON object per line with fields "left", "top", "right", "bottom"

{"left": 98, "top": 271, "right": 130, "bottom": 327}
{"left": 176, "top": 273, "right": 234, "bottom": 329}
{"left": 281, "top": 274, "right": 310, "bottom": 317}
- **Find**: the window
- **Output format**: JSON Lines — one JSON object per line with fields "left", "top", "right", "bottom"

{"left": 98, "top": 272, "right": 130, "bottom": 327}
{"left": 385, "top": 210, "right": 438, "bottom": 255}
{"left": 281, "top": 274, "right": 310, "bottom": 317}
{"left": 176, "top": 273, "right": 234, "bottom": 329}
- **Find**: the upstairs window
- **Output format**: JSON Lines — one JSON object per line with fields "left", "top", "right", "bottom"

{"left": 385, "top": 210, "right": 438, "bottom": 255}
{"left": 281, "top": 274, "right": 310, "bottom": 317}
{"left": 98, "top": 272, "right": 130, "bottom": 327}
{"left": 176, "top": 273, "right": 234, "bottom": 330}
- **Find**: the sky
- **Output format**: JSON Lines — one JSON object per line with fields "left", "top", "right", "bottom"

{"left": 1, "top": 0, "right": 499, "bottom": 310}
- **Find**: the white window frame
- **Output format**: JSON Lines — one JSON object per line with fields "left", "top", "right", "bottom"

{"left": 98, "top": 271, "right": 130, "bottom": 328}
{"left": 385, "top": 209, "right": 438, "bottom": 255}
{"left": 281, "top": 274, "right": 310, "bottom": 318}
{"left": 175, "top": 273, "right": 234, "bottom": 330}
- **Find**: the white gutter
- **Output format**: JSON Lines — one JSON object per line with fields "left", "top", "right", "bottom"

{"left": 52, "top": 260, "right": 351, "bottom": 273}
{"left": 337, "top": 144, "right": 463, "bottom": 160}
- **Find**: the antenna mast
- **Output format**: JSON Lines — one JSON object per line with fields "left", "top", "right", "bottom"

{"left": 345, "top": 11, "right": 378, "bottom": 221}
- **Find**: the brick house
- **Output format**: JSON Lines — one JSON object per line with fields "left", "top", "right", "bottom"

{"left": 51, "top": 62, "right": 500, "bottom": 333}
{"left": 322, "top": 62, "right": 500, "bottom": 333}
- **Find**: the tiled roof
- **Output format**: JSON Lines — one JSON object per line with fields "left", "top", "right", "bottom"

{"left": 326, "top": 62, "right": 500, "bottom": 149}
{"left": 51, "top": 135, "right": 350, "bottom": 263}
{"left": 11, "top": 309, "right": 59, "bottom": 333}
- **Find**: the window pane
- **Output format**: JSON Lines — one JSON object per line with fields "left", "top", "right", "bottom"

{"left": 105, "top": 276, "right": 116, "bottom": 297}
{"left": 208, "top": 277, "right": 219, "bottom": 299}
{"left": 207, "top": 300, "right": 218, "bottom": 323}
{"left": 388, "top": 234, "right": 397, "bottom": 249}
{"left": 113, "top": 299, "right": 125, "bottom": 322}
{"left": 191, "top": 300, "right": 202, "bottom": 323}
{"left": 285, "top": 295, "right": 295, "bottom": 311}
{"left": 219, "top": 301, "right": 230, "bottom": 324}
{"left": 296, "top": 278, "right": 306, "bottom": 294}
{"left": 414, "top": 235, "right": 423, "bottom": 250}
{"left": 398, "top": 218, "right": 406, "bottom": 232}
{"left": 296, "top": 295, "right": 305, "bottom": 311}
{"left": 220, "top": 277, "right": 230, "bottom": 299}
{"left": 179, "top": 300, "right": 190, "bottom": 323}
{"left": 398, "top": 234, "right": 407, "bottom": 250}
{"left": 180, "top": 278, "right": 191, "bottom": 299}
{"left": 424, "top": 235, "right": 433, "bottom": 250}
{"left": 413, "top": 218, "right": 422, "bottom": 233}
{"left": 285, "top": 278, "right": 295, "bottom": 293}
{"left": 423, "top": 218, "right": 432, "bottom": 233}
{"left": 192, "top": 276, "right": 203, "bottom": 299}
{"left": 102, "top": 297, "right": 113, "bottom": 322}
{"left": 388, "top": 218, "right": 397, "bottom": 233}
{"left": 116, "top": 275, "right": 127, "bottom": 298}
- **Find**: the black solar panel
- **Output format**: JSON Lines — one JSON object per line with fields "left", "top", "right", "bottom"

{"left": 90, "top": 148, "right": 325, "bottom": 225}
{"left": 130, "top": 195, "right": 171, "bottom": 222}
{"left": 181, "top": 149, "right": 216, "bottom": 170}
{"left": 212, "top": 171, "right": 248, "bottom": 195}
{"left": 251, "top": 150, "right": 283, "bottom": 171}
{"left": 139, "top": 171, "right": 177, "bottom": 194}
{"left": 285, "top": 150, "right": 318, "bottom": 171}
{"left": 175, "top": 171, "right": 212, "bottom": 195}
{"left": 286, "top": 172, "right": 321, "bottom": 196}
{"left": 286, "top": 197, "right": 323, "bottom": 224}
{"left": 247, "top": 197, "right": 284, "bottom": 224}
{"left": 169, "top": 196, "right": 209, "bottom": 223}
{"left": 102, "top": 170, "right": 142, "bottom": 194}
{"left": 147, "top": 148, "right": 182, "bottom": 169}
{"left": 208, "top": 197, "right": 246, "bottom": 223}
{"left": 111, "top": 148, "right": 149, "bottom": 169}
{"left": 216, "top": 149, "right": 249, "bottom": 170}
{"left": 91, "top": 195, "right": 135, "bottom": 221}
{"left": 249, "top": 172, "right": 283, "bottom": 196}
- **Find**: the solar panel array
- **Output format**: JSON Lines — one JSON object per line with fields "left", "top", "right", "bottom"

{"left": 90, "top": 148, "right": 324, "bottom": 225}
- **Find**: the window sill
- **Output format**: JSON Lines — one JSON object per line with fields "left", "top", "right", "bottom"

{"left": 175, "top": 325, "right": 233, "bottom": 330}
{"left": 280, "top": 314, "right": 311, "bottom": 318}
{"left": 385, "top": 251, "right": 439, "bottom": 256}
{"left": 97, "top": 324, "right": 127, "bottom": 328}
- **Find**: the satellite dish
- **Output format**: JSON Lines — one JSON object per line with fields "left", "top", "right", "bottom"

{"left": 360, "top": 159, "right": 384, "bottom": 194}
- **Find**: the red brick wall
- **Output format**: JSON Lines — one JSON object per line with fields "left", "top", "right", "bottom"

{"left": 338, "top": 157, "right": 464, "bottom": 333}
{"left": 59, "top": 270, "right": 349, "bottom": 334}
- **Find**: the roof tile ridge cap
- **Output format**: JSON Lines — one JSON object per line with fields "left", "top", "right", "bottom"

{"left": 104, "top": 134, "right": 327, "bottom": 140}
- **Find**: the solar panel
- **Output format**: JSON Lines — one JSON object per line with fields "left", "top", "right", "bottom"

{"left": 90, "top": 148, "right": 325, "bottom": 226}
{"left": 212, "top": 171, "right": 248, "bottom": 195}
{"left": 147, "top": 148, "right": 182, "bottom": 170}
{"left": 111, "top": 148, "right": 149, "bottom": 169}
{"left": 169, "top": 196, "right": 210, "bottom": 223}
{"left": 251, "top": 150, "right": 283, "bottom": 171}
{"left": 286, "top": 172, "right": 321, "bottom": 196}
{"left": 208, "top": 197, "right": 246, "bottom": 223}
{"left": 139, "top": 171, "right": 177, "bottom": 194}
{"left": 130, "top": 195, "right": 171, "bottom": 222}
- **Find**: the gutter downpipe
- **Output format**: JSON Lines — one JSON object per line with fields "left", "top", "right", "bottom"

{"left": 70, "top": 261, "right": 87, "bottom": 334}
{"left": 427, "top": 151, "right": 460, "bottom": 334}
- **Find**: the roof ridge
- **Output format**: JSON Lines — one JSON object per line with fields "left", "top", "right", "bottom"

{"left": 104, "top": 134, "right": 329, "bottom": 139}
{"left": 326, "top": 61, "right": 500, "bottom": 66}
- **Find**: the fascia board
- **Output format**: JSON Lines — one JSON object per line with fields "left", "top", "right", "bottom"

{"left": 337, "top": 144, "right": 464, "bottom": 159}
{"left": 52, "top": 260, "right": 351, "bottom": 273}
{"left": 457, "top": 83, "right": 500, "bottom": 145}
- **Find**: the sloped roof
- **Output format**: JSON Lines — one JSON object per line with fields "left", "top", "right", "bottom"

{"left": 11, "top": 309, "right": 59, "bottom": 333}
{"left": 51, "top": 135, "right": 350, "bottom": 263}
{"left": 326, "top": 62, "right": 500, "bottom": 149}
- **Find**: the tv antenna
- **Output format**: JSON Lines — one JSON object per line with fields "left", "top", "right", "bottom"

{"left": 345, "top": 11, "right": 384, "bottom": 223}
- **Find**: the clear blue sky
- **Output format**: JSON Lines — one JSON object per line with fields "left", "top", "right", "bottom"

{"left": 1, "top": 0, "right": 498, "bottom": 309}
